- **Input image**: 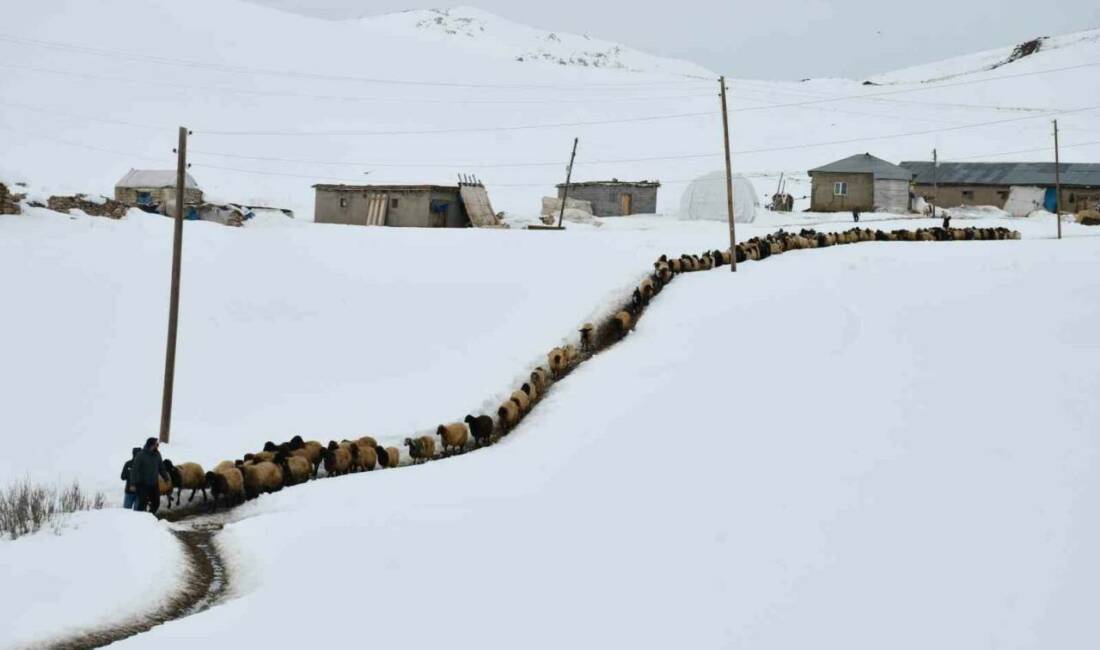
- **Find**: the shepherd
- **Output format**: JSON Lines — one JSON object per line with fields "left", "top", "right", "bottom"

{"left": 120, "top": 447, "right": 140, "bottom": 510}
{"left": 131, "top": 437, "right": 170, "bottom": 514}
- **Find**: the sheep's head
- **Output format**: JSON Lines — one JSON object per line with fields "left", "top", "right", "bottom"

{"left": 404, "top": 438, "right": 413, "bottom": 447}
{"left": 288, "top": 435, "right": 304, "bottom": 449}
{"left": 263, "top": 441, "right": 278, "bottom": 452}
{"left": 464, "top": 415, "right": 475, "bottom": 425}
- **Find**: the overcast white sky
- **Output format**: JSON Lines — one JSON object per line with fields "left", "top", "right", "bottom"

{"left": 251, "top": 0, "right": 1098, "bottom": 79}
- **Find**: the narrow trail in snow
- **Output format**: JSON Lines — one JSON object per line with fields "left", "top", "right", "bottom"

{"left": 47, "top": 521, "right": 227, "bottom": 650}
{"left": 49, "top": 226, "right": 1019, "bottom": 648}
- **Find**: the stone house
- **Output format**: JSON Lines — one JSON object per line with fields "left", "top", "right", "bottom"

{"left": 114, "top": 169, "right": 203, "bottom": 213}
{"left": 556, "top": 180, "right": 659, "bottom": 217}
{"left": 808, "top": 154, "right": 913, "bottom": 213}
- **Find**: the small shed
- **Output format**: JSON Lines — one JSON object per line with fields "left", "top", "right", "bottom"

{"left": 114, "top": 169, "right": 203, "bottom": 212}
{"left": 557, "top": 180, "right": 659, "bottom": 217}
{"left": 313, "top": 182, "right": 498, "bottom": 228}
{"left": 808, "top": 154, "right": 913, "bottom": 213}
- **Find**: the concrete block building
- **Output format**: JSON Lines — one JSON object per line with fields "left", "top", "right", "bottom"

{"left": 557, "top": 180, "right": 659, "bottom": 217}
{"left": 313, "top": 183, "right": 500, "bottom": 228}
{"left": 900, "top": 161, "right": 1100, "bottom": 215}
{"left": 808, "top": 154, "right": 913, "bottom": 213}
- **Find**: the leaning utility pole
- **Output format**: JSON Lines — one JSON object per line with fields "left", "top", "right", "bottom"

{"left": 1053, "top": 119, "right": 1062, "bottom": 240}
{"left": 159, "top": 126, "right": 188, "bottom": 444}
{"left": 931, "top": 148, "right": 938, "bottom": 219}
{"left": 719, "top": 76, "right": 736, "bottom": 272}
{"left": 557, "top": 137, "right": 579, "bottom": 229}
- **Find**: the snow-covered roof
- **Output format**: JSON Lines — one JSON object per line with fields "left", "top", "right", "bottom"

{"left": 115, "top": 169, "right": 200, "bottom": 190}
{"left": 900, "top": 162, "right": 1100, "bottom": 188}
{"left": 809, "top": 154, "right": 913, "bottom": 181}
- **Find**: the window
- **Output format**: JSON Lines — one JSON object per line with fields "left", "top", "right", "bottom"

{"left": 997, "top": 191, "right": 1009, "bottom": 201}
{"left": 961, "top": 190, "right": 974, "bottom": 202}
{"left": 136, "top": 191, "right": 153, "bottom": 206}
{"left": 833, "top": 182, "right": 848, "bottom": 197}
{"left": 390, "top": 198, "right": 400, "bottom": 208}
{"left": 339, "top": 197, "right": 348, "bottom": 208}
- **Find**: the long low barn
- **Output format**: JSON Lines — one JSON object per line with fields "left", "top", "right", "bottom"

{"left": 313, "top": 183, "right": 499, "bottom": 228}
{"left": 900, "top": 161, "right": 1100, "bottom": 215}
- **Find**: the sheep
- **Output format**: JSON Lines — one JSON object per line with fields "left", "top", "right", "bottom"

{"left": 510, "top": 389, "right": 531, "bottom": 413}
{"left": 349, "top": 440, "right": 378, "bottom": 472}
{"left": 374, "top": 445, "right": 400, "bottom": 468}
{"left": 613, "top": 310, "right": 632, "bottom": 337}
{"left": 640, "top": 277, "right": 655, "bottom": 300}
{"left": 548, "top": 347, "right": 566, "bottom": 377}
{"left": 465, "top": 414, "right": 495, "bottom": 447}
{"left": 521, "top": 381, "right": 538, "bottom": 403}
{"left": 531, "top": 366, "right": 551, "bottom": 391}
{"left": 287, "top": 437, "right": 325, "bottom": 477}
{"left": 497, "top": 400, "right": 520, "bottom": 433}
{"left": 404, "top": 436, "right": 436, "bottom": 464}
{"left": 251, "top": 450, "right": 277, "bottom": 463}
{"left": 322, "top": 444, "right": 352, "bottom": 476}
{"left": 579, "top": 323, "right": 595, "bottom": 353}
{"left": 205, "top": 464, "right": 244, "bottom": 511}
{"left": 157, "top": 472, "right": 175, "bottom": 509}
{"left": 241, "top": 460, "right": 284, "bottom": 499}
{"left": 163, "top": 460, "right": 207, "bottom": 506}
{"left": 562, "top": 344, "right": 579, "bottom": 367}
{"left": 275, "top": 450, "right": 312, "bottom": 486}
{"left": 436, "top": 422, "right": 470, "bottom": 455}
{"left": 655, "top": 262, "right": 672, "bottom": 283}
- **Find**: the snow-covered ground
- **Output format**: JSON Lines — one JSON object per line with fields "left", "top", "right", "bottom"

{"left": 94, "top": 221, "right": 1100, "bottom": 649}
{"left": 0, "top": 510, "right": 186, "bottom": 649}
{"left": 1, "top": 1, "right": 1098, "bottom": 218}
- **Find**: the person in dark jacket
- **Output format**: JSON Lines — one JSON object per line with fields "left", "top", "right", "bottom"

{"left": 131, "top": 437, "right": 169, "bottom": 514}
{"left": 120, "top": 447, "right": 141, "bottom": 510}
{"left": 852, "top": 208, "right": 861, "bottom": 223}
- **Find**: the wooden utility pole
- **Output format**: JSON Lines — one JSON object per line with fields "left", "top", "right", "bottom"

{"left": 931, "top": 148, "right": 938, "bottom": 219}
{"left": 1053, "top": 119, "right": 1062, "bottom": 240}
{"left": 159, "top": 126, "right": 188, "bottom": 444}
{"left": 557, "top": 137, "right": 579, "bottom": 229}
{"left": 719, "top": 76, "right": 736, "bottom": 272}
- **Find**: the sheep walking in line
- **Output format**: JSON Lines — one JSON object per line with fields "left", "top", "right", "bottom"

{"left": 375, "top": 445, "right": 401, "bottom": 468}
{"left": 163, "top": 460, "right": 207, "bottom": 506}
{"left": 276, "top": 450, "right": 313, "bottom": 486}
{"left": 465, "top": 414, "right": 495, "bottom": 448}
{"left": 404, "top": 436, "right": 436, "bottom": 464}
{"left": 323, "top": 442, "right": 353, "bottom": 476}
{"left": 497, "top": 400, "right": 520, "bottom": 434}
{"left": 205, "top": 461, "right": 244, "bottom": 512}
{"left": 437, "top": 423, "right": 470, "bottom": 456}
{"left": 241, "top": 460, "right": 284, "bottom": 499}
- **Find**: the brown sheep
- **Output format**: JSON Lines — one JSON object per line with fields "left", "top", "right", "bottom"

{"left": 548, "top": 347, "right": 566, "bottom": 377}
{"left": 562, "top": 344, "right": 579, "bottom": 366}
{"left": 530, "top": 366, "right": 551, "bottom": 391}
{"left": 241, "top": 461, "right": 284, "bottom": 499}
{"left": 205, "top": 465, "right": 244, "bottom": 511}
{"left": 497, "top": 400, "right": 520, "bottom": 433}
{"left": 437, "top": 422, "right": 470, "bottom": 455}
{"left": 276, "top": 451, "right": 313, "bottom": 486}
{"left": 613, "top": 310, "right": 632, "bottom": 336}
{"left": 350, "top": 441, "right": 378, "bottom": 472}
{"left": 374, "top": 445, "right": 400, "bottom": 468}
{"left": 640, "top": 277, "right": 655, "bottom": 299}
{"left": 522, "top": 381, "right": 539, "bottom": 403}
{"left": 322, "top": 444, "right": 352, "bottom": 476}
{"left": 163, "top": 460, "right": 207, "bottom": 506}
{"left": 510, "top": 389, "right": 531, "bottom": 413}
{"left": 404, "top": 436, "right": 436, "bottom": 464}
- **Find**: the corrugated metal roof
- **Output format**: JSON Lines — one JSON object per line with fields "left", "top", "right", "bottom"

{"left": 900, "top": 161, "right": 1100, "bottom": 187}
{"left": 313, "top": 184, "right": 459, "bottom": 192}
{"left": 808, "top": 154, "right": 913, "bottom": 181}
{"left": 116, "top": 169, "right": 200, "bottom": 189}
{"left": 556, "top": 180, "right": 660, "bottom": 188}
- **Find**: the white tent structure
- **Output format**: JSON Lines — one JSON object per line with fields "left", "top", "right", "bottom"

{"left": 678, "top": 171, "right": 759, "bottom": 223}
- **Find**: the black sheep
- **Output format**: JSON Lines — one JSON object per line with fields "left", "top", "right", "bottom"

{"left": 465, "top": 414, "right": 495, "bottom": 447}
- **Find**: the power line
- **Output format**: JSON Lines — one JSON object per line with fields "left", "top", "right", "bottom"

{"left": 0, "top": 99, "right": 169, "bottom": 131}
{"left": 187, "top": 149, "right": 724, "bottom": 169}
{"left": 0, "top": 62, "right": 712, "bottom": 106}
{"left": 0, "top": 33, "right": 711, "bottom": 91}
{"left": 197, "top": 111, "right": 720, "bottom": 137}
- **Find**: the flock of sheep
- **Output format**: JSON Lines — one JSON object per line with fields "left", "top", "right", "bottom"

{"left": 152, "top": 224, "right": 1020, "bottom": 514}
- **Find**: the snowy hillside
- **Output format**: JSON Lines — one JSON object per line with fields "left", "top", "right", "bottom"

{"left": 1, "top": 1, "right": 1098, "bottom": 218}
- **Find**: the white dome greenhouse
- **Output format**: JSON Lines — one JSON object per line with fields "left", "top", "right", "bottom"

{"left": 678, "top": 171, "right": 759, "bottom": 223}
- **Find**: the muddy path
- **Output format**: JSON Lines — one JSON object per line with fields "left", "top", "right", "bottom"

{"left": 47, "top": 521, "right": 227, "bottom": 650}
